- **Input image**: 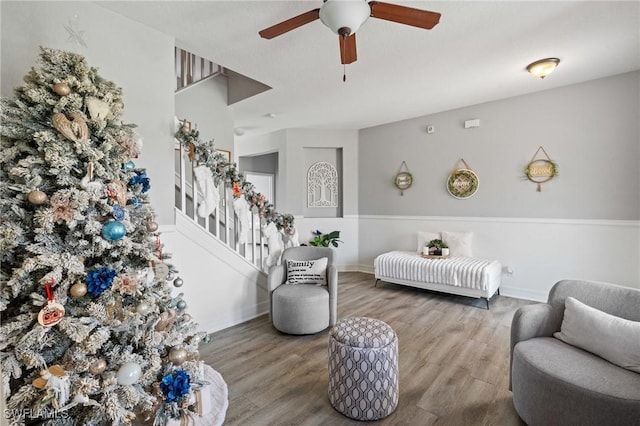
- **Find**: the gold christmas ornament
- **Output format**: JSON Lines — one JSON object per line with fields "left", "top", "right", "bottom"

{"left": 32, "top": 365, "right": 66, "bottom": 389}
{"left": 89, "top": 359, "right": 107, "bottom": 375}
{"left": 146, "top": 221, "right": 159, "bottom": 232}
{"left": 52, "top": 112, "right": 90, "bottom": 143}
{"left": 27, "top": 190, "right": 48, "bottom": 205}
{"left": 107, "top": 180, "right": 127, "bottom": 206}
{"left": 155, "top": 309, "right": 176, "bottom": 331}
{"left": 168, "top": 347, "right": 187, "bottom": 365}
{"left": 53, "top": 82, "right": 71, "bottom": 96}
{"left": 70, "top": 281, "right": 88, "bottom": 297}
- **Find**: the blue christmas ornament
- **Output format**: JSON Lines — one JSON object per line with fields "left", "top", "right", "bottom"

{"left": 86, "top": 267, "right": 117, "bottom": 296}
{"left": 102, "top": 221, "right": 126, "bottom": 241}
{"left": 131, "top": 197, "right": 141, "bottom": 208}
{"left": 129, "top": 170, "right": 150, "bottom": 193}
{"left": 112, "top": 205, "right": 125, "bottom": 221}
{"left": 123, "top": 160, "right": 135, "bottom": 171}
{"left": 160, "top": 369, "right": 191, "bottom": 403}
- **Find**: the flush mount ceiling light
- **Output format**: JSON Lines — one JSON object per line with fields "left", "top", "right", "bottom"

{"left": 527, "top": 58, "right": 560, "bottom": 79}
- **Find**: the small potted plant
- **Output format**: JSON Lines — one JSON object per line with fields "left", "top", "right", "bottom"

{"left": 427, "top": 239, "right": 449, "bottom": 256}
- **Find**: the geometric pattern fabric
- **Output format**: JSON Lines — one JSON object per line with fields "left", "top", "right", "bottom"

{"left": 328, "top": 317, "right": 399, "bottom": 420}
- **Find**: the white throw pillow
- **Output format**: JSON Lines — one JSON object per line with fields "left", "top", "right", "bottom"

{"left": 286, "top": 258, "right": 328, "bottom": 286}
{"left": 417, "top": 231, "right": 440, "bottom": 253}
{"left": 554, "top": 297, "right": 640, "bottom": 373}
{"left": 441, "top": 231, "right": 473, "bottom": 257}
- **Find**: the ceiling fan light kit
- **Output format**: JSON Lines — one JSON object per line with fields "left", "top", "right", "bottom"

{"left": 259, "top": 0, "right": 441, "bottom": 72}
{"left": 319, "top": 0, "right": 371, "bottom": 35}
{"left": 527, "top": 58, "right": 560, "bottom": 79}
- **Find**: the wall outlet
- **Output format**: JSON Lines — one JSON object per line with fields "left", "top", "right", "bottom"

{"left": 427, "top": 125, "right": 435, "bottom": 134}
{"left": 502, "top": 265, "right": 514, "bottom": 275}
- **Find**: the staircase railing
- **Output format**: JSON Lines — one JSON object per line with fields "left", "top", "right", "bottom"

{"left": 173, "top": 121, "right": 296, "bottom": 271}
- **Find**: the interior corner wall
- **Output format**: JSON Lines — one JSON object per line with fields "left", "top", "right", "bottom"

{"left": 1, "top": 1, "right": 176, "bottom": 225}
{"left": 358, "top": 72, "right": 640, "bottom": 298}
{"left": 175, "top": 76, "right": 234, "bottom": 153}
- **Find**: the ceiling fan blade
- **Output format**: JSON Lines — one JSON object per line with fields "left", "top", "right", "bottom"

{"left": 340, "top": 33, "right": 357, "bottom": 64}
{"left": 369, "top": 1, "right": 441, "bottom": 30}
{"left": 259, "top": 8, "right": 320, "bottom": 39}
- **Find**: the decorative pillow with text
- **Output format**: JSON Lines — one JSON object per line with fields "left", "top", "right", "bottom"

{"left": 286, "top": 258, "right": 328, "bottom": 286}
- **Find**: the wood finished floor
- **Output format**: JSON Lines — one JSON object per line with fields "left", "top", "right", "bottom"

{"left": 200, "top": 272, "right": 533, "bottom": 426}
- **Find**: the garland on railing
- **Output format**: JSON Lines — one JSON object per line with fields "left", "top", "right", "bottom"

{"left": 174, "top": 123, "right": 295, "bottom": 234}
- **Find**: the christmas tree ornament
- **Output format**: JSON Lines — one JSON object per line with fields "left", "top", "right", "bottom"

{"left": 173, "top": 277, "right": 184, "bottom": 287}
{"left": 53, "top": 82, "right": 71, "bottom": 96}
{"left": 27, "top": 190, "right": 48, "bottom": 205}
{"left": 116, "top": 361, "right": 142, "bottom": 385}
{"left": 176, "top": 300, "right": 187, "bottom": 310}
{"left": 135, "top": 301, "right": 152, "bottom": 315}
{"left": 124, "top": 160, "right": 136, "bottom": 171}
{"left": 38, "top": 282, "right": 65, "bottom": 327}
{"left": 153, "top": 261, "right": 169, "bottom": 281}
{"left": 86, "top": 96, "right": 110, "bottom": 120}
{"left": 160, "top": 369, "right": 191, "bottom": 403}
{"left": 32, "top": 365, "right": 67, "bottom": 389}
{"left": 155, "top": 309, "right": 177, "bottom": 331}
{"left": 112, "top": 205, "right": 125, "bottom": 221}
{"left": 52, "top": 111, "right": 90, "bottom": 143}
{"left": 102, "top": 220, "right": 126, "bottom": 241}
{"left": 182, "top": 313, "right": 192, "bottom": 322}
{"left": 85, "top": 267, "right": 117, "bottom": 296}
{"left": 107, "top": 180, "right": 127, "bottom": 205}
{"left": 146, "top": 220, "right": 159, "bottom": 232}
{"left": 166, "top": 271, "right": 175, "bottom": 281}
{"left": 70, "top": 281, "right": 88, "bottom": 297}
{"left": 89, "top": 359, "right": 107, "bottom": 375}
{"left": 169, "top": 347, "right": 187, "bottom": 365}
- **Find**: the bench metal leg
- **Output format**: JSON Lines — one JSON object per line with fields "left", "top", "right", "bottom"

{"left": 497, "top": 288, "right": 501, "bottom": 295}
{"left": 483, "top": 297, "right": 490, "bottom": 310}
{"left": 374, "top": 278, "right": 380, "bottom": 287}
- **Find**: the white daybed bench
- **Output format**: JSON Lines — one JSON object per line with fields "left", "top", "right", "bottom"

{"left": 374, "top": 251, "right": 502, "bottom": 309}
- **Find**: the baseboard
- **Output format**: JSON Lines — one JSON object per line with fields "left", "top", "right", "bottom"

{"left": 495, "top": 286, "right": 547, "bottom": 302}
{"left": 202, "top": 300, "right": 269, "bottom": 334}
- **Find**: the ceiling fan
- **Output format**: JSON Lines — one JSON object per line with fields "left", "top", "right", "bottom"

{"left": 259, "top": 0, "right": 441, "bottom": 67}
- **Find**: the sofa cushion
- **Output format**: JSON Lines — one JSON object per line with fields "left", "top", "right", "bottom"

{"left": 513, "top": 337, "right": 640, "bottom": 426}
{"left": 554, "top": 297, "right": 640, "bottom": 373}
{"left": 441, "top": 231, "right": 473, "bottom": 257}
{"left": 514, "top": 337, "right": 640, "bottom": 401}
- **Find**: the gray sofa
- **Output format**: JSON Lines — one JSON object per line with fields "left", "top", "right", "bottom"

{"left": 510, "top": 279, "right": 640, "bottom": 426}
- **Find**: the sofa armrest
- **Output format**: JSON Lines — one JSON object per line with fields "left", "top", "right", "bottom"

{"left": 267, "top": 264, "right": 286, "bottom": 292}
{"left": 509, "top": 303, "right": 564, "bottom": 390}
{"left": 327, "top": 264, "right": 338, "bottom": 326}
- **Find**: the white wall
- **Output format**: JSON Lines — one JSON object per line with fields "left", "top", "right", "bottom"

{"left": 175, "top": 76, "right": 234, "bottom": 153}
{"left": 161, "top": 211, "right": 268, "bottom": 333}
{"left": 237, "top": 129, "right": 361, "bottom": 270}
{"left": 358, "top": 73, "right": 640, "bottom": 297}
{"left": 1, "top": 1, "right": 176, "bottom": 225}
{"left": 359, "top": 216, "right": 639, "bottom": 301}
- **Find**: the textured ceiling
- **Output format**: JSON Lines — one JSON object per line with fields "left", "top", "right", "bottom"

{"left": 98, "top": 1, "right": 640, "bottom": 136}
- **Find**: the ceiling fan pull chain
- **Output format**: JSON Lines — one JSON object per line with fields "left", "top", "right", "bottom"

{"left": 341, "top": 34, "right": 347, "bottom": 82}
{"left": 343, "top": 65, "right": 346, "bottom": 82}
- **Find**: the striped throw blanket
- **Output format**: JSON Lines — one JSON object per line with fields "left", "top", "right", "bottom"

{"left": 374, "top": 251, "right": 498, "bottom": 291}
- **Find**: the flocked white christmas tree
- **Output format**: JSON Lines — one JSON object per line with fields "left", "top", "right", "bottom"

{"left": 0, "top": 48, "right": 209, "bottom": 425}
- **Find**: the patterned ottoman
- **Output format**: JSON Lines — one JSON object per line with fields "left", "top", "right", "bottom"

{"left": 328, "top": 317, "right": 399, "bottom": 420}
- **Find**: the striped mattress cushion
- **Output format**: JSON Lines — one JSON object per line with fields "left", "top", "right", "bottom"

{"left": 374, "top": 251, "right": 499, "bottom": 291}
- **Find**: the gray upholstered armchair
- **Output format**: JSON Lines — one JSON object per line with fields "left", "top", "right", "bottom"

{"left": 510, "top": 279, "right": 640, "bottom": 426}
{"left": 267, "top": 246, "right": 338, "bottom": 335}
